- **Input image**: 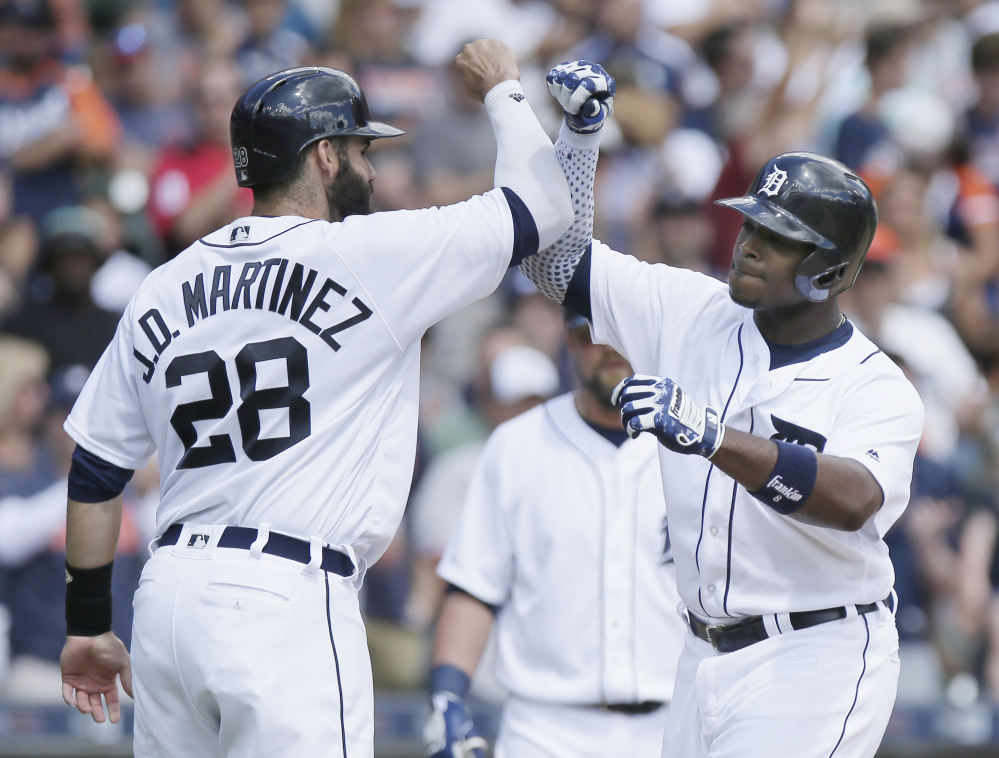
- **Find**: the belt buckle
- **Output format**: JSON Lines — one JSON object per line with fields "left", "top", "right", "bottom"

{"left": 705, "top": 623, "right": 727, "bottom": 653}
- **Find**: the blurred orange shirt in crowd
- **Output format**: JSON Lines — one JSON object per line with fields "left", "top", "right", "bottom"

{"left": 148, "top": 143, "right": 253, "bottom": 241}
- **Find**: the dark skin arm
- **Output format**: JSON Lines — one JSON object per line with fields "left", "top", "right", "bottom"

{"left": 710, "top": 429, "right": 883, "bottom": 532}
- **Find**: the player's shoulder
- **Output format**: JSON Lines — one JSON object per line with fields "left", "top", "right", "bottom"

{"left": 590, "top": 239, "right": 730, "bottom": 302}
{"left": 487, "top": 397, "right": 557, "bottom": 445}
{"left": 198, "top": 216, "right": 330, "bottom": 249}
{"left": 835, "top": 326, "right": 923, "bottom": 411}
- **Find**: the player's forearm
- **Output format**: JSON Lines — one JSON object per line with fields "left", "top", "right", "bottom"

{"left": 520, "top": 123, "right": 601, "bottom": 303}
{"left": 711, "top": 429, "right": 882, "bottom": 532}
{"left": 431, "top": 591, "right": 495, "bottom": 678}
{"left": 485, "top": 81, "right": 573, "bottom": 252}
{"left": 66, "top": 497, "right": 122, "bottom": 568}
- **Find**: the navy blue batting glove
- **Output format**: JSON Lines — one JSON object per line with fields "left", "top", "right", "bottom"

{"left": 613, "top": 374, "right": 726, "bottom": 459}
{"left": 546, "top": 60, "right": 615, "bottom": 134}
{"left": 424, "top": 665, "right": 487, "bottom": 758}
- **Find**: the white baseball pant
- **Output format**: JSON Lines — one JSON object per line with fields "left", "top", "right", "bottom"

{"left": 130, "top": 524, "right": 373, "bottom": 758}
{"left": 661, "top": 603, "right": 900, "bottom": 758}
{"left": 495, "top": 697, "right": 669, "bottom": 758}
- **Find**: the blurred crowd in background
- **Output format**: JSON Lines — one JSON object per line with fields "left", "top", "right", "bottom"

{"left": 0, "top": 0, "right": 997, "bottom": 715}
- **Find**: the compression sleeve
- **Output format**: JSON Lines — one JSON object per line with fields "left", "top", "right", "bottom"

{"left": 68, "top": 445, "right": 134, "bottom": 503}
{"left": 485, "top": 81, "right": 573, "bottom": 254}
{"left": 520, "top": 122, "right": 601, "bottom": 305}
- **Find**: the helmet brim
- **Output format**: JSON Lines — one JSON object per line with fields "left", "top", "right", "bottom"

{"left": 715, "top": 195, "right": 835, "bottom": 251}
{"left": 342, "top": 121, "right": 406, "bottom": 139}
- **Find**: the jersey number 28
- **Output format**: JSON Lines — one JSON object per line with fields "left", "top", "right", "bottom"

{"left": 165, "top": 336, "right": 310, "bottom": 469}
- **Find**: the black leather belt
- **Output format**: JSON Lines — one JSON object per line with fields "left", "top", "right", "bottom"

{"left": 600, "top": 701, "right": 664, "bottom": 715}
{"left": 159, "top": 523, "right": 354, "bottom": 577}
{"left": 687, "top": 595, "right": 895, "bottom": 655}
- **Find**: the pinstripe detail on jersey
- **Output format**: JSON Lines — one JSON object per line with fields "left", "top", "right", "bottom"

{"left": 695, "top": 323, "right": 745, "bottom": 616}
{"left": 199, "top": 219, "right": 320, "bottom": 248}
{"left": 827, "top": 614, "right": 870, "bottom": 758}
{"left": 723, "top": 407, "right": 754, "bottom": 615}
{"left": 859, "top": 349, "right": 882, "bottom": 364}
{"left": 325, "top": 572, "right": 349, "bottom": 757}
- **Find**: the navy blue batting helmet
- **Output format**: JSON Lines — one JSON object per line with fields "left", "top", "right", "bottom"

{"left": 230, "top": 67, "right": 405, "bottom": 188}
{"left": 716, "top": 152, "right": 877, "bottom": 302}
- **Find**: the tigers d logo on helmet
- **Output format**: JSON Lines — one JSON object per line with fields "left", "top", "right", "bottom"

{"left": 758, "top": 166, "right": 788, "bottom": 197}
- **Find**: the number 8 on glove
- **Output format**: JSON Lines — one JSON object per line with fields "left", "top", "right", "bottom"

{"left": 612, "top": 374, "right": 726, "bottom": 459}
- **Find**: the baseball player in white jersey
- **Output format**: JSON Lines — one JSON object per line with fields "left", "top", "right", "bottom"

{"left": 422, "top": 311, "right": 686, "bottom": 758}
{"left": 520, "top": 61, "right": 925, "bottom": 758}
{"left": 56, "top": 41, "right": 573, "bottom": 757}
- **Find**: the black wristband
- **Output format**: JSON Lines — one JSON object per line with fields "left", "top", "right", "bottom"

{"left": 65, "top": 562, "right": 113, "bottom": 636}
{"left": 750, "top": 441, "right": 817, "bottom": 515}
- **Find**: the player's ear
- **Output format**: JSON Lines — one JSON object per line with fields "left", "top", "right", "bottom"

{"left": 314, "top": 139, "right": 340, "bottom": 182}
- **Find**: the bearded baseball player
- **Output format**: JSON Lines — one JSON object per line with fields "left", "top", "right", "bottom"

{"left": 57, "top": 41, "right": 573, "bottom": 757}
{"left": 423, "top": 312, "right": 685, "bottom": 758}
{"left": 524, "top": 62, "right": 924, "bottom": 758}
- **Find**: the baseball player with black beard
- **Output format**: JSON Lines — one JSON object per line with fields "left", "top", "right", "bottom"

{"left": 423, "top": 311, "right": 685, "bottom": 758}
{"left": 523, "top": 62, "right": 924, "bottom": 758}
{"left": 56, "top": 41, "right": 573, "bottom": 757}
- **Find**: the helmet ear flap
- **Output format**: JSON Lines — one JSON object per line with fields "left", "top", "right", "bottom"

{"left": 815, "top": 262, "right": 849, "bottom": 288}
{"left": 795, "top": 252, "right": 855, "bottom": 302}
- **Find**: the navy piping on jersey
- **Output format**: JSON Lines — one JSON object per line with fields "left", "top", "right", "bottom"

{"left": 860, "top": 349, "right": 882, "bottom": 364}
{"left": 324, "top": 573, "right": 349, "bottom": 757}
{"left": 501, "top": 187, "right": 540, "bottom": 267}
{"left": 827, "top": 614, "right": 871, "bottom": 758}
{"left": 564, "top": 244, "right": 593, "bottom": 319}
{"left": 775, "top": 615, "right": 784, "bottom": 634}
{"left": 794, "top": 377, "right": 831, "bottom": 382}
{"left": 723, "top": 407, "right": 754, "bottom": 615}
{"left": 766, "top": 320, "right": 853, "bottom": 370}
{"left": 695, "top": 323, "right": 745, "bottom": 617}
{"left": 584, "top": 418, "right": 630, "bottom": 447}
{"left": 199, "top": 219, "right": 320, "bottom": 249}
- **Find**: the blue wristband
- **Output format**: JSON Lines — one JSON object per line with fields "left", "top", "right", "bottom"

{"left": 750, "top": 441, "right": 817, "bottom": 515}
{"left": 430, "top": 664, "right": 471, "bottom": 699}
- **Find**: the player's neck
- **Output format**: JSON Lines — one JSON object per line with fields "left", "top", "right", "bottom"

{"left": 574, "top": 391, "right": 622, "bottom": 431}
{"left": 251, "top": 186, "right": 333, "bottom": 222}
{"left": 752, "top": 299, "right": 843, "bottom": 346}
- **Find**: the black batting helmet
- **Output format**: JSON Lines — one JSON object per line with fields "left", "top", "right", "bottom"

{"left": 230, "top": 67, "right": 405, "bottom": 188}
{"left": 716, "top": 152, "right": 877, "bottom": 302}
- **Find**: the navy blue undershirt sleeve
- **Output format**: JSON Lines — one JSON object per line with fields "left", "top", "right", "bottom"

{"left": 445, "top": 582, "right": 500, "bottom": 615}
{"left": 564, "top": 244, "right": 592, "bottom": 319}
{"left": 68, "top": 445, "right": 135, "bottom": 503}
{"left": 500, "top": 187, "right": 540, "bottom": 267}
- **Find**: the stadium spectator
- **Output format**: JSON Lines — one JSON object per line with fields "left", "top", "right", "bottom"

{"left": 234, "top": 0, "right": 310, "bottom": 87}
{"left": 1, "top": 206, "right": 119, "bottom": 373}
{"left": 0, "top": 0, "right": 120, "bottom": 223}
{"left": 147, "top": 58, "right": 252, "bottom": 258}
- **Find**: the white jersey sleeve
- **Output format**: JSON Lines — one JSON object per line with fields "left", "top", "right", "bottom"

{"left": 328, "top": 189, "right": 514, "bottom": 346}
{"left": 63, "top": 296, "right": 155, "bottom": 470}
{"left": 436, "top": 431, "right": 514, "bottom": 607}
{"left": 822, "top": 356, "right": 925, "bottom": 537}
{"left": 589, "top": 240, "right": 730, "bottom": 373}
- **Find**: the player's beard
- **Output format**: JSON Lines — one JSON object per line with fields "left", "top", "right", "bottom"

{"left": 326, "top": 159, "right": 373, "bottom": 220}
{"left": 584, "top": 364, "right": 630, "bottom": 409}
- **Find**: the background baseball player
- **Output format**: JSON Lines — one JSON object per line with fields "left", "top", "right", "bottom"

{"left": 423, "top": 310, "right": 685, "bottom": 758}
{"left": 521, "top": 61, "right": 925, "bottom": 757}
{"left": 56, "top": 41, "right": 573, "bottom": 757}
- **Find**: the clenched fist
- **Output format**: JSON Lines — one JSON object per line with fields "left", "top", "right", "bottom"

{"left": 455, "top": 39, "right": 521, "bottom": 103}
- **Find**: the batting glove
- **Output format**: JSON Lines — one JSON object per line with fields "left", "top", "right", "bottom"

{"left": 546, "top": 60, "right": 615, "bottom": 134}
{"left": 424, "top": 665, "right": 487, "bottom": 758}
{"left": 612, "top": 374, "right": 726, "bottom": 459}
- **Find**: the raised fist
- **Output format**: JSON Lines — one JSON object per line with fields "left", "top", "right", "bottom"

{"left": 546, "top": 60, "right": 615, "bottom": 134}
{"left": 613, "top": 374, "right": 725, "bottom": 459}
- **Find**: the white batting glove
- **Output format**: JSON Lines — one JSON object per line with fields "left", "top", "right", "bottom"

{"left": 546, "top": 60, "right": 615, "bottom": 134}
{"left": 612, "top": 374, "right": 726, "bottom": 459}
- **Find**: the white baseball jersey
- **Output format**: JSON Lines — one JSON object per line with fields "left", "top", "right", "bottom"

{"left": 586, "top": 241, "right": 925, "bottom": 619}
{"left": 65, "top": 192, "right": 517, "bottom": 566}
{"left": 437, "top": 393, "right": 685, "bottom": 705}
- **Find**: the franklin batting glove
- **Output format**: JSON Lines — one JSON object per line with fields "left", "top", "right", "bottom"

{"left": 546, "top": 60, "right": 615, "bottom": 134}
{"left": 613, "top": 374, "right": 726, "bottom": 459}
{"left": 424, "top": 665, "right": 487, "bottom": 758}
